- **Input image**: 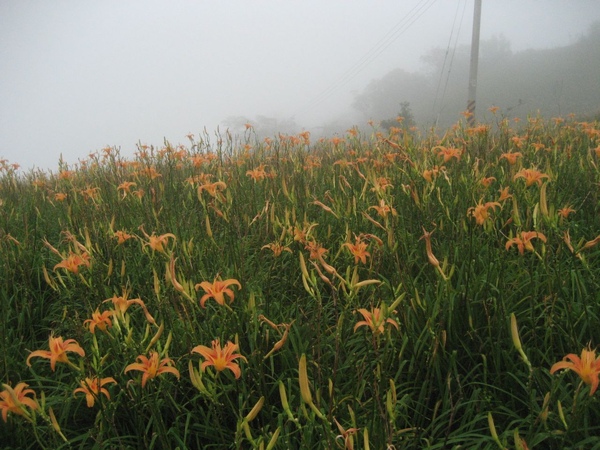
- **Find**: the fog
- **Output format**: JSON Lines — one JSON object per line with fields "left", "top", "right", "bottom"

{"left": 1, "top": 0, "right": 599, "bottom": 172}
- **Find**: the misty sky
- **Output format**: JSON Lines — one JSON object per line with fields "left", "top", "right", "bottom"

{"left": 1, "top": 0, "right": 599, "bottom": 172}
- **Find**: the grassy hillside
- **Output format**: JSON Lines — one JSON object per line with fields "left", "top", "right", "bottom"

{"left": 1, "top": 115, "right": 600, "bottom": 449}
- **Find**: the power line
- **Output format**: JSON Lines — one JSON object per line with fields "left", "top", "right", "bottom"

{"left": 292, "top": 0, "right": 438, "bottom": 118}
{"left": 432, "top": 0, "right": 468, "bottom": 125}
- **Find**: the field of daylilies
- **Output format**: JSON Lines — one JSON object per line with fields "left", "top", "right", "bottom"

{"left": 1, "top": 113, "right": 600, "bottom": 449}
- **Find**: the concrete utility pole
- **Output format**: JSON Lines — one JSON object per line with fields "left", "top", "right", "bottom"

{"left": 467, "top": 0, "right": 482, "bottom": 127}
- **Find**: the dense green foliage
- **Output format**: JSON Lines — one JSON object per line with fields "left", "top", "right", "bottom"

{"left": 1, "top": 115, "right": 600, "bottom": 449}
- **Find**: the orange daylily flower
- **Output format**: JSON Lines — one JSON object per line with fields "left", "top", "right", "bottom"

{"left": 117, "top": 181, "right": 137, "bottom": 197}
{"left": 480, "top": 176, "right": 496, "bottom": 188}
{"left": 73, "top": 377, "right": 117, "bottom": 407}
{"left": 26, "top": 335, "right": 85, "bottom": 371}
{"left": 140, "top": 229, "right": 176, "bottom": 254}
{"left": 371, "top": 177, "right": 393, "bottom": 193}
{"left": 125, "top": 351, "right": 180, "bottom": 388}
{"left": 103, "top": 292, "right": 156, "bottom": 324}
{"left": 54, "top": 192, "right": 68, "bottom": 201}
{"left": 558, "top": 206, "right": 576, "bottom": 219}
{"left": 467, "top": 201, "right": 501, "bottom": 226}
{"left": 497, "top": 186, "right": 512, "bottom": 202}
{"left": 53, "top": 252, "right": 91, "bottom": 274}
{"left": 191, "top": 339, "right": 247, "bottom": 379}
{"left": 114, "top": 230, "right": 134, "bottom": 245}
{"left": 246, "top": 165, "right": 267, "bottom": 182}
{"left": 500, "top": 152, "right": 522, "bottom": 165}
{"left": 261, "top": 242, "right": 292, "bottom": 257}
{"left": 550, "top": 347, "right": 600, "bottom": 396}
{"left": 423, "top": 165, "right": 444, "bottom": 183}
{"left": 195, "top": 277, "right": 242, "bottom": 308}
{"left": 369, "top": 199, "right": 397, "bottom": 218}
{"left": 353, "top": 308, "right": 399, "bottom": 336}
{"left": 505, "top": 231, "right": 547, "bottom": 255}
{"left": 435, "top": 146, "right": 462, "bottom": 162}
{"left": 291, "top": 222, "right": 318, "bottom": 244}
{"left": 80, "top": 186, "right": 100, "bottom": 201}
{"left": 304, "top": 240, "right": 328, "bottom": 261}
{"left": 513, "top": 168, "right": 550, "bottom": 187}
{"left": 343, "top": 235, "right": 371, "bottom": 264}
{"left": 197, "top": 181, "right": 227, "bottom": 198}
{"left": 137, "top": 167, "right": 162, "bottom": 179}
{"left": 0, "top": 382, "right": 38, "bottom": 422}
{"left": 83, "top": 309, "right": 113, "bottom": 334}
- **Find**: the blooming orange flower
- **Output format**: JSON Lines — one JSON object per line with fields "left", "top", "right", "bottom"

{"left": 354, "top": 308, "right": 399, "bottom": 336}
{"left": 197, "top": 181, "right": 227, "bottom": 198}
{"left": 140, "top": 229, "right": 176, "bottom": 254}
{"left": 304, "top": 240, "right": 328, "bottom": 261}
{"left": 114, "top": 230, "right": 134, "bottom": 245}
{"left": 195, "top": 277, "right": 242, "bottom": 308}
{"left": 125, "top": 351, "right": 180, "bottom": 388}
{"left": 369, "top": 199, "right": 397, "bottom": 218}
{"left": 246, "top": 165, "right": 267, "bottom": 182}
{"left": 117, "top": 181, "right": 137, "bottom": 197}
{"left": 467, "top": 201, "right": 501, "bottom": 226}
{"left": 435, "top": 146, "right": 462, "bottom": 162}
{"left": 73, "top": 377, "right": 117, "bottom": 407}
{"left": 558, "top": 206, "right": 576, "bottom": 219}
{"left": 343, "top": 235, "right": 371, "bottom": 264}
{"left": 371, "top": 177, "right": 393, "bottom": 193}
{"left": 423, "top": 166, "right": 443, "bottom": 183}
{"left": 137, "top": 167, "right": 162, "bottom": 179}
{"left": 550, "top": 347, "right": 600, "bottom": 396}
{"left": 480, "top": 176, "right": 496, "bottom": 188}
{"left": 53, "top": 252, "right": 91, "bottom": 274}
{"left": 80, "top": 186, "right": 100, "bottom": 201}
{"left": 191, "top": 339, "right": 247, "bottom": 379}
{"left": 0, "top": 382, "right": 38, "bottom": 422}
{"left": 513, "top": 168, "right": 550, "bottom": 187}
{"left": 103, "top": 292, "right": 155, "bottom": 324}
{"left": 261, "top": 242, "right": 292, "bottom": 257}
{"left": 26, "top": 335, "right": 85, "bottom": 371}
{"left": 83, "top": 309, "right": 113, "bottom": 334}
{"left": 532, "top": 142, "right": 546, "bottom": 152}
{"left": 54, "top": 192, "right": 68, "bottom": 201}
{"left": 505, "top": 231, "right": 547, "bottom": 255}
{"left": 497, "top": 187, "right": 512, "bottom": 202}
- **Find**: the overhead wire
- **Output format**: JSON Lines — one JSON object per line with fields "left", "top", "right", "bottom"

{"left": 292, "top": 0, "right": 438, "bottom": 118}
{"left": 433, "top": 0, "right": 468, "bottom": 126}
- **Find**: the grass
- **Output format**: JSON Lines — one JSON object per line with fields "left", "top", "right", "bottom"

{"left": 1, "top": 113, "right": 600, "bottom": 449}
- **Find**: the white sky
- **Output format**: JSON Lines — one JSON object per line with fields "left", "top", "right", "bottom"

{"left": 1, "top": 0, "right": 598, "bottom": 172}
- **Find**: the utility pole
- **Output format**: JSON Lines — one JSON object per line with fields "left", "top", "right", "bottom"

{"left": 467, "top": 0, "right": 482, "bottom": 127}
